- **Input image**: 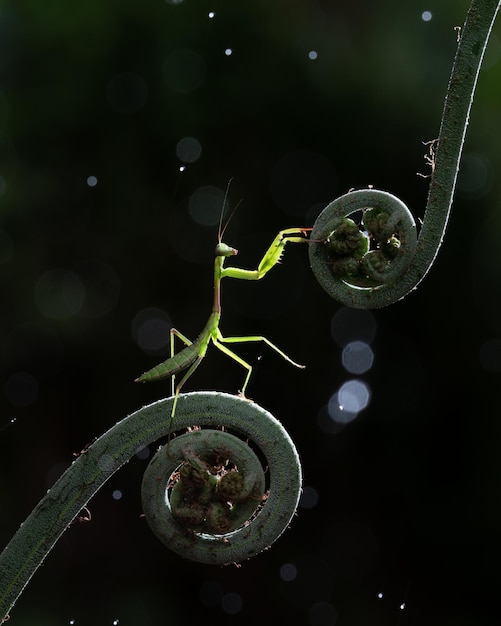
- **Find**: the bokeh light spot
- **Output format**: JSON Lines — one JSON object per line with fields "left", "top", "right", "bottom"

{"left": 35, "top": 269, "right": 85, "bottom": 320}
{"left": 328, "top": 392, "right": 357, "bottom": 425}
{"left": 221, "top": 592, "right": 242, "bottom": 615}
{"left": 4, "top": 372, "right": 39, "bottom": 407}
{"left": 328, "top": 380, "right": 371, "bottom": 424}
{"left": 308, "top": 601, "right": 338, "bottom": 626}
{"left": 421, "top": 11, "right": 432, "bottom": 22}
{"left": 338, "top": 379, "right": 371, "bottom": 413}
{"left": 308, "top": 50, "right": 318, "bottom": 60}
{"left": 163, "top": 49, "right": 206, "bottom": 93}
{"left": 189, "top": 185, "right": 225, "bottom": 226}
{"left": 112, "top": 489, "right": 123, "bottom": 500}
{"left": 342, "top": 341, "right": 374, "bottom": 374}
{"left": 479, "top": 338, "right": 501, "bottom": 372}
{"left": 106, "top": 71, "right": 148, "bottom": 114}
{"left": 136, "top": 445, "right": 151, "bottom": 460}
{"left": 176, "top": 136, "right": 202, "bottom": 163}
{"left": 317, "top": 405, "right": 346, "bottom": 434}
{"left": 280, "top": 562, "right": 298, "bottom": 582}
{"left": 299, "top": 485, "right": 319, "bottom": 509}
{"left": 456, "top": 152, "right": 491, "bottom": 198}
{"left": 224, "top": 48, "right": 233, "bottom": 56}
{"left": 131, "top": 308, "right": 172, "bottom": 354}
{"left": 98, "top": 454, "right": 114, "bottom": 472}
{"left": 208, "top": 11, "right": 216, "bottom": 19}
{"left": 86, "top": 175, "right": 98, "bottom": 187}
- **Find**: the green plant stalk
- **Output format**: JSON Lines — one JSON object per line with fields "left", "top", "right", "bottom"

{"left": 0, "top": 392, "right": 301, "bottom": 622}
{"left": 417, "top": 0, "right": 499, "bottom": 287}
{"left": 310, "top": 0, "right": 500, "bottom": 308}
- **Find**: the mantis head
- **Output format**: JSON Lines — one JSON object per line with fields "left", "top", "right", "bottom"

{"left": 215, "top": 242, "right": 238, "bottom": 257}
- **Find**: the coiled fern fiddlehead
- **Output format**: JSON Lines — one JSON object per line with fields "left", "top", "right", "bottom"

{"left": 0, "top": 393, "right": 301, "bottom": 621}
{"left": 309, "top": 0, "right": 500, "bottom": 309}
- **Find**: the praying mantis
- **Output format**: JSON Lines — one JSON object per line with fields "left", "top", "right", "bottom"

{"left": 135, "top": 208, "right": 311, "bottom": 424}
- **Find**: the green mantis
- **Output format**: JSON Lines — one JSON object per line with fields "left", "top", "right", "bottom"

{"left": 135, "top": 211, "right": 311, "bottom": 423}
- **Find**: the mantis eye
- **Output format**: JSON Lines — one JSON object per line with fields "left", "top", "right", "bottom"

{"left": 215, "top": 243, "right": 238, "bottom": 257}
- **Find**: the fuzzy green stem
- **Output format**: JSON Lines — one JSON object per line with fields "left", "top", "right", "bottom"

{"left": 310, "top": 0, "right": 500, "bottom": 308}
{"left": 0, "top": 392, "right": 301, "bottom": 621}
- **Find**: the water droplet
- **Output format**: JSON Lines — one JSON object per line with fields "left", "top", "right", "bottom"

{"left": 86, "top": 175, "right": 98, "bottom": 187}
{"left": 224, "top": 48, "right": 233, "bottom": 56}
{"left": 0, "top": 416, "right": 18, "bottom": 434}
{"left": 421, "top": 10, "right": 432, "bottom": 22}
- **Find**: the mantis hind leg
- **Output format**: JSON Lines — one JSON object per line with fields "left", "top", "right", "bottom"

{"left": 170, "top": 328, "right": 193, "bottom": 397}
{"left": 168, "top": 356, "right": 203, "bottom": 444}
{"left": 212, "top": 338, "right": 253, "bottom": 397}
{"left": 214, "top": 331, "right": 305, "bottom": 397}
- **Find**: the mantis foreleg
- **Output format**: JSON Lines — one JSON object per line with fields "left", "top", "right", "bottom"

{"left": 222, "top": 228, "right": 311, "bottom": 281}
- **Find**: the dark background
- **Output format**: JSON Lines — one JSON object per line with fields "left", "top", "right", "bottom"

{"left": 1, "top": 0, "right": 501, "bottom": 624}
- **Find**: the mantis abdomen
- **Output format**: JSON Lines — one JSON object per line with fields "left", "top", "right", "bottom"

{"left": 135, "top": 341, "right": 200, "bottom": 383}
